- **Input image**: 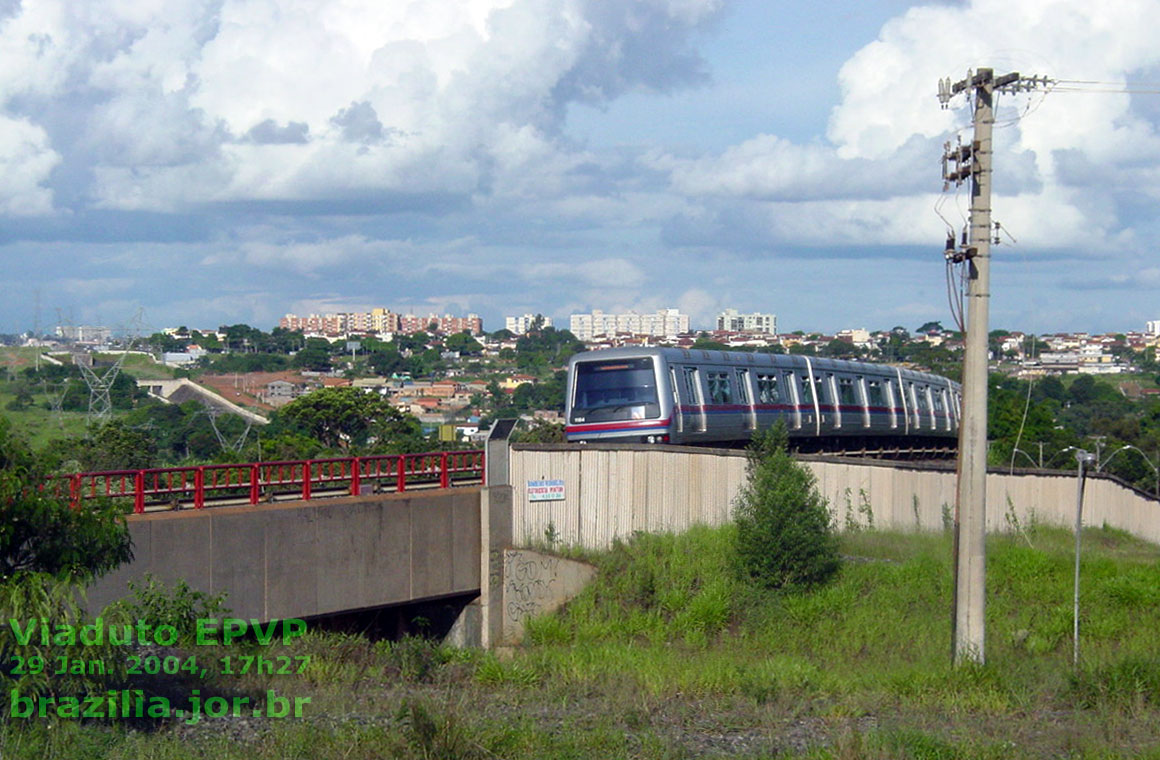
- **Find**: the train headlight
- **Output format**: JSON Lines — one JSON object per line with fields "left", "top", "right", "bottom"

{"left": 646, "top": 435, "right": 656, "bottom": 443}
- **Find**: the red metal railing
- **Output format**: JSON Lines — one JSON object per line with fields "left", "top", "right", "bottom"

{"left": 49, "top": 450, "right": 485, "bottom": 513}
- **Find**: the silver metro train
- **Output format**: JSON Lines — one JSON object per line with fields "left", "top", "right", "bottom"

{"left": 565, "top": 347, "right": 961, "bottom": 449}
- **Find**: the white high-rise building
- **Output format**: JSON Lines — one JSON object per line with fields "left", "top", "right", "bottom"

{"left": 1147, "top": 321, "right": 1160, "bottom": 336}
{"left": 569, "top": 309, "right": 689, "bottom": 341}
{"left": 504, "top": 314, "right": 552, "bottom": 334}
{"left": 716, "top": 309, "right": 777, "bottom": 335}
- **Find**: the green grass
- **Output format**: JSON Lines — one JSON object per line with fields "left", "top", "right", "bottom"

{"left": 92, "top": 352, "right": 177, "bottom": 381}
{"left": 5, "top": 525, "right": 1160, "bottom": 758}
{"left": 0, "top": 348, "right": 177, "bottom": 449}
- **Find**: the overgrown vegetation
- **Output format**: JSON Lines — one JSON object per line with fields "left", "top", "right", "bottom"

{"left": 0, "top": 417, "right": 131, "bottom": 579}
{"left": 4, "top": 525, "right": 1160, "bottom": 757}
{"left": 119, "top": 574, "right": 230, "bottom": 646}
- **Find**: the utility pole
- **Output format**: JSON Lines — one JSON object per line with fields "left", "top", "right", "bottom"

{"left": 938, "top": 68, "right": 1034, "bottom": 665}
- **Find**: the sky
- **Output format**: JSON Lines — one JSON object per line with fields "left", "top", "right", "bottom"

{"left": 2, "top": 0, "right": 1160, "bottom": 337}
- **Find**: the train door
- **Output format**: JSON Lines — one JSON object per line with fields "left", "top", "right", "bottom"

{"left": 880, "top": 379, "right": 898, "bottom": 429}
{"left": 680, "top": 365, "right": 706, "bottom": 433}
{"left": 894, "top": 369, "right": 910, "bottom": 434}
{"left": 735, "top": 368, "right": 756, "bottom": 431}
{"left": 947, "top": 380, "right": 961, "bottom": 432}
{"left": 908, "top": 383, "right": 921, "bottom": 430}
{"left": 801, "top": 361, "right": 822, "bottom": 435}
{"left": 932, "top": 386, "right": 949, "bottom": 431}
{"left": 827, "top": 373, "right": 842, "bottom": 429}
{"left": 781, "top": 370, "right": 802, "bottom": 430}
{"left": 850, "top": 376, "right": 871, "bottom": 428}
{"left": 866, "top": 378, "right": 884, "bottom": 430}
{"left": 706, "top": 369, "right": 742, "bottom": 439}
{"left": 755, "top": 371, "right": 777, "bottom": 428}
{"left": 837, "top": 375, "right": 866, "bottom": 429}
{"left": 921, "top": 386, "right": 935, "bottom": 430}
{"left": 669, "top": 368, "right": 683, "bottom": 435}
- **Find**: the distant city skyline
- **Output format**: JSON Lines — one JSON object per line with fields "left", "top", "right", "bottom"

{"left": 1, "top": 1, "right": 1159, "bottom": 336}
{"left": 23, "top": 309, "right": 1160, "bottom": 341}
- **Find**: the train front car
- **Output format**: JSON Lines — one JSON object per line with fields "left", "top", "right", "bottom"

{"left": 565, "top": 350, "right": 672, "bottom": 444}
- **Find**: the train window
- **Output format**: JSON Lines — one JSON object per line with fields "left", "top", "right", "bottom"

{"left": 707, "top": 372, "right": 733, "bottom": 404}
{"left": 735, "top": 370, "right": 751, "bottom": 404}
{"left": 933, "top": 390, "right": 945, "bottom": 413}
{"left": 837, "top": 377, "right": 858, "bottom": 405}
{"left": 572, "top": 357, "right": 660, "bottom": 421}
{"left": 756, "top": 373, "right": 780, "bottom": 403}
{"left": 682, "top": 367, "right": 701, "bottom": 404}
{"left": 799, "top": 375, "right": 814, "bottom": 403}
{"left": 783, "top": 371, "right": 798, "bottom": 403}
{"left": 867, "top": 380, "right": 885, "bottom": 407}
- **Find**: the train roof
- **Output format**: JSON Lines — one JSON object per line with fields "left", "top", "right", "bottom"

{"left": 568, "top": 346, "right": 959, "bottom": 388}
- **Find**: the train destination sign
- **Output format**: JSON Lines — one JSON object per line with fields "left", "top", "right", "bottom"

{"left": 527, "top": 479, "right": 565, "bottom": 501}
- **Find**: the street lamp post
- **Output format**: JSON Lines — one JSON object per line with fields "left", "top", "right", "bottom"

{"left": 1097, "top": 444, "right": 1160, "bottom": 500}
{"left": 1011, "top": 448, "right": 1039, "bottom": 470}
{"left": 1072, "top": 448, "right": 1095, "bottom": 668}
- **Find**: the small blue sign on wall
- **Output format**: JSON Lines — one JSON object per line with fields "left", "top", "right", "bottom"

{"left": 527, "top": 479, "right": 565, "bottom": 501}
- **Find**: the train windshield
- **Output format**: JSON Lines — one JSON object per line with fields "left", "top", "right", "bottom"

{"left": 572, "top": 358, "right": 660, "bottom": 422}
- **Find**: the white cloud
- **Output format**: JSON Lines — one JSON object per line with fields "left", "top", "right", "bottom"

{"left": 0, "top": 0, "right": 722, "bottom": 212}
{"left": 0, "top": 116, "right": 58, "bottom": 214}
{"left": 649, "top": 0, "right": 1160, "bottom": 257}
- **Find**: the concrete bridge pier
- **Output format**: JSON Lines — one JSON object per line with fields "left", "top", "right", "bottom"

{"left": 446, "top": 484, "right": 512, "bottom": 648}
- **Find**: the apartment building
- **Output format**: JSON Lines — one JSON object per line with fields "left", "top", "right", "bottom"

{"left": 715, "top": 309, "right": 777, "bottom": 335}
{"left": 569, "top": 308, "right": 689, "bottom": 341}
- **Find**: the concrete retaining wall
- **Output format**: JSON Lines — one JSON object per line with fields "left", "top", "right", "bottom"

{"left": 87, "top": 489, "right": 482, "bottom": 621}
{"left": 510, "top": 445, "right": 1160, "bottom": 548}
{"left": 500, "top": 549, "right": 595, "bottom": 645}
{"left": 136, "top": 378, "right": 269, "bottom": 425}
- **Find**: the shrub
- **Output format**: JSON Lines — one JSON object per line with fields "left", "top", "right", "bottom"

{"left": 119, "top": 574, "right": 229, "bottom": 646}
{"left": 732, "top": 424, "right": 841, "bottom": 590}
{"left": 1, "top": 572, "right": 131, "bottom": 709}
{"left": 0, "top": 416, "right": 132, "bottom": 581}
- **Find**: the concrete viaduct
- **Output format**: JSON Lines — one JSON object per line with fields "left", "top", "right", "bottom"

{"left": 86, "top": 442, "right": 1160, "bottom": 647}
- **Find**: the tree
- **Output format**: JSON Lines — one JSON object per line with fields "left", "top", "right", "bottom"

{"left": 1068, "top": 374, "right": 1099, "bottom": 404}
{"left": 916, "top": 321, "right": 944, "bottom": 334}
{"left": 819, "top": 339, "right": 863, "bottom": 359}
{"left": 0, "top": 417, "right": 132, "bottom": 580}
{"left": 692, "top": 337, "right": 730, "bottom": 351}
{"left": 513, "top": 419, "right": 565, "bottom": 444}
{"left": 145, "top": 331, "right": 186, "bottom": 354}
{"left": 45, "top": 420, "right": 158, "bottom": 472}
{"left": 732, "top": 425, "right": 840, "bottom": 590}
{"left": 444, "top": 331, "right": 483, "bottom": 355}
{"left": 368, "top": 349, "right": 407, "bottom": 377}
{"left": 514, "top": 327, "right": 584, "bottom": 369}
{"left": 275, "top": 386, "right": 422, "bottom": 450}
{"left": 292, "top": 338, "right": 333, "bottom": 372}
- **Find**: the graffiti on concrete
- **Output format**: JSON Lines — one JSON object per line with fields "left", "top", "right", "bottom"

{"left": 504, "top": 551, "right": 560, "bottom": 624}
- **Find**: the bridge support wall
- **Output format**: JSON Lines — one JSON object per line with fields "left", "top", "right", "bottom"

{"left": 509, "top": 445, "right": 1160, "bottom": 548}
